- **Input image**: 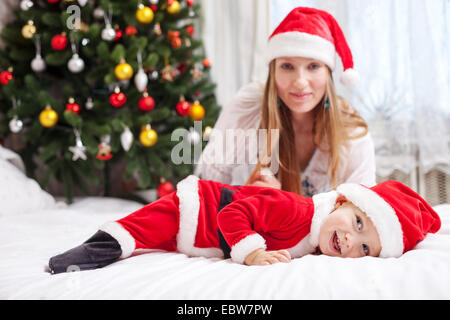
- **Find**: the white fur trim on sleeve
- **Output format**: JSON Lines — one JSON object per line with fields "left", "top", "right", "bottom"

{"left": 99, "top": 221, "right": 135, "bottom": 259}
{"left": 230, "top": 233, "right": 267, "bottom": 264}
{"left": 287, "top": 235, "right": 316, "bottom": 258}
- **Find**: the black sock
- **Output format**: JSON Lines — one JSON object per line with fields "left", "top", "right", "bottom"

{"left": 48, "top": 230, "right": 122, "bottom": 274}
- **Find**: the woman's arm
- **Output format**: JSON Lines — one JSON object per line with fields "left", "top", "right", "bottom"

{"left": 340, "top": 132, "right": 377, "bottom": 187}
{"left": 194, "top": 82, "right": 264, "bottom": 184}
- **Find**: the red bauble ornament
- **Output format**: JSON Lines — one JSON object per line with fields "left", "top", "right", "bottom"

{"left": 177, "top": 63, "right": 188, "bottom": 74}
{"left": 114, "top": 29, "right": 123, "bottom": 42}
{"left": 176, "top": 97, "right": 191, "bottom": 117}
{"left": 157, "top": 180, "right": 175, "bottom": 198}
{"left": 167, "top": 30, "right": 180, "bottom": 40}
{"left": 138, "top": 92, "right": 155, "bottom": 112}
{"left": 150, "top": 4, "right": 158, "bottom": 12}
{"left": 171, "top": 37, "right": 182, "bottom": 48}
{"left": 47, "top": 0, "right": 60, "bottom": 3}
{"left": 51, "top": 34, "right": 68, "bottom": 51}
{"left": 110, "top": 87, "right": 127, "bottom": 108}
{"left": 202, "top": 58, "right": 211, "bottom": 68}
{"left": 65, "top": 98, "right": 81, "bottom": 114}
{"left": 0, "top": 70, "right": 13, "bottom": 85}
{"left": 187, "top": 0, "right": 194, "bottom": 6}
{"left": 125, "top": 26, "right": 138, "bottom": 36}
{"left": 186, "top": 25, "right": 195, "bottom": 36}
{"left": 167, "top": 0, "right": 174, "bottom": 5}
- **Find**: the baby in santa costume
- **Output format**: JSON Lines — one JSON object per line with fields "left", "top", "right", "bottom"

{"left": 48, "top": 175, "right": 440, "bottom": 274}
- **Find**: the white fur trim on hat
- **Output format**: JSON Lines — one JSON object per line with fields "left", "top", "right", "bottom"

{"left": 230, "top": 233, "right": 267, "bottom": 264}
{"left": 340, "top": 68, "right": 359, "bottom": 88}
{"left": 176, "top": 175, "right": 224, "bottom": 258}
{"left": 99, "top": 221, "right": 135, "bottom": 259}
{"left": 266, "top": 31, "right": 336, "bottom": 69}
{"left": 336, "top": 183, "right": 404, "bottom": 258}
{"left": 309, "top": 190, "right": 339, "bottom": 248}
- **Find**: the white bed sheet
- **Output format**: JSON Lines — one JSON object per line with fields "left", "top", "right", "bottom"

{"left": 0, "top": 197, "right": 449, "bottom": 300}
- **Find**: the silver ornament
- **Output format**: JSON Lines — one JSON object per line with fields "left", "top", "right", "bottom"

{"left": 149, "top": 0, "right": 159, "bottom": 4}
{"left": 101, "top": 25, "right": 116, "bottom": 41}
{"left": 134, "top": 68, "right": 148, "bottom": 92}
{"left": 85, "top": 97, "right": 94, "bottom": 110}
{"left": 93, "top": 7, "right": 105, "bottom": 20}
{"left": 9, "top": 116, "right": 23, "bottom": 133}
{"left": 69, "top": 132, "right": 87, "bottom": 161}
{"left": 120, "top": 126, "right": 134, "bottom": 152}
{"left": 32, "top": 34, "right": 45, "bottom": 72}
{"left": 78, "top": 0, "right": 88, "bottom": 7}
{"left": 203, "top": 126, "right": 213, "bottom": 140}
{"left": 149, "top": 70, "right": 159, "bottom": 81}
{"left": 101, "top": 7, "right": 116, "bottom": 42}
{"left": 20, "top": 0, "right": 33, "bottom": 11}
{"left": 31, "top": 54, "right": 46, "bottom": 72}
{"left": 68, "top": 54, "right": 85, "bottom": 73}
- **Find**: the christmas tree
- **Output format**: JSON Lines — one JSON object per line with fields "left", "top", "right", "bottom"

{"left": 0, "top": 0, "right": 220, "bottom": 203}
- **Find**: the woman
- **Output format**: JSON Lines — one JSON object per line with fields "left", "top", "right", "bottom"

{"left": 195, "top": 7, "right": 375, "bottom": 196}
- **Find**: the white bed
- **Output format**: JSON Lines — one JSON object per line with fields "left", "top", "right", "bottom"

{"left": 1, "top": 146, "right": 450, "bottom": 300}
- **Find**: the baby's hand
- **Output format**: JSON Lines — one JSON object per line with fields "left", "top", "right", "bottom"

{"left": 244, "top": 248, "right": 291, "bottom": 266}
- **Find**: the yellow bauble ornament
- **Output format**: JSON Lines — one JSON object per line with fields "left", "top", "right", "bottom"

{"left": 39, "top": 105, "right": 58, "bottom": 128}
{"left": 22, "top": 20, "right": 37, "bottom": 39}
{"left": 167, "top": 1, "right": 180, "bottom": 15}
{"left": 115, "top": 59, "right": 134, "bottom": 80}
{"left": 139, "top": 125, "right": 158, "bottom": 147}
{"left": 189, "top": 101, "right": 205, "bottom": 121}
{"left": 136, "top": 4, "right": 154, "bottom": 24}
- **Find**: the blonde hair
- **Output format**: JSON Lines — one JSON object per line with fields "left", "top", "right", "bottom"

{"left": 246, "top": 61, "right": 368, "bottom": 194}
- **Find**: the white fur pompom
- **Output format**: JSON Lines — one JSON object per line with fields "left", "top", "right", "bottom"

{"left": 340, "top": 68, "right": 359, "bottom": 88}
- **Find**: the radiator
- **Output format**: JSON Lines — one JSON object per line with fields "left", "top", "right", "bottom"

{"left": 376, "top": 168, "right": 450, "bottom": 206}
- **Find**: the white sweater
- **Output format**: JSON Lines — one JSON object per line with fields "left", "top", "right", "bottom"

{"left": 194, "top": 82, "right": 376, "bottom": 196}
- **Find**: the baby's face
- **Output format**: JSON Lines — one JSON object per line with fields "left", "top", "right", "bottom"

{"left": 318, "top": 201, "right": 382, "bottom": 258}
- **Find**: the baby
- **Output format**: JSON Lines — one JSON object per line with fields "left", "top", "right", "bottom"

{"left": 48, "top": 175, "right": 441, "bottom": 274}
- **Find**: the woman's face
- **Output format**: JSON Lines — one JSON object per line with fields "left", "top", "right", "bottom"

{"left": 274, "top": 57, "right": 328, "bottom": 115}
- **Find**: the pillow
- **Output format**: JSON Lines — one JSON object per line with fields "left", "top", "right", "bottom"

{"left": 0, "top": 145, "right": 55, "bottom": 216}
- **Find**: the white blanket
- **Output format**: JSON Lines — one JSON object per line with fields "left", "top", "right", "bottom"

{"left": 0, "top": 197, "right": 449, "bottom": 300}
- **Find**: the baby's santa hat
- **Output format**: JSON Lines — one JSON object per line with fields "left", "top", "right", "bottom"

{"left": 266, "top": 7, "right": 359, "bottom": 87}
{"left": 336, "top": 180, "right": 441, "bottom": 258}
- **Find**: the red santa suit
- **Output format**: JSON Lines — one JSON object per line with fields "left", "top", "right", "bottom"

{"left": 48, "top": 175, "right": 440, "bottom": 274}
{"left": 99, "top": 175, "right": 339, "bottom": 264}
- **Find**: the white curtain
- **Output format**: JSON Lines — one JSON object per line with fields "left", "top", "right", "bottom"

{"left": 342, "top": 0, "right": 450, "bottom": 176}
{"left": 199, "top": 0, "right": 271, "bottom": 108}
{"left": 261, "top": 0, "right": 450, "bottom": 176}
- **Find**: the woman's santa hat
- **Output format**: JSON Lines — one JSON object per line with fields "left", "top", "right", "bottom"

{"left": 266, "top": 7, "right": 359, "bottom": 87}
{"left": 335, "top": 180, "right": 441, "bottom": 258}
